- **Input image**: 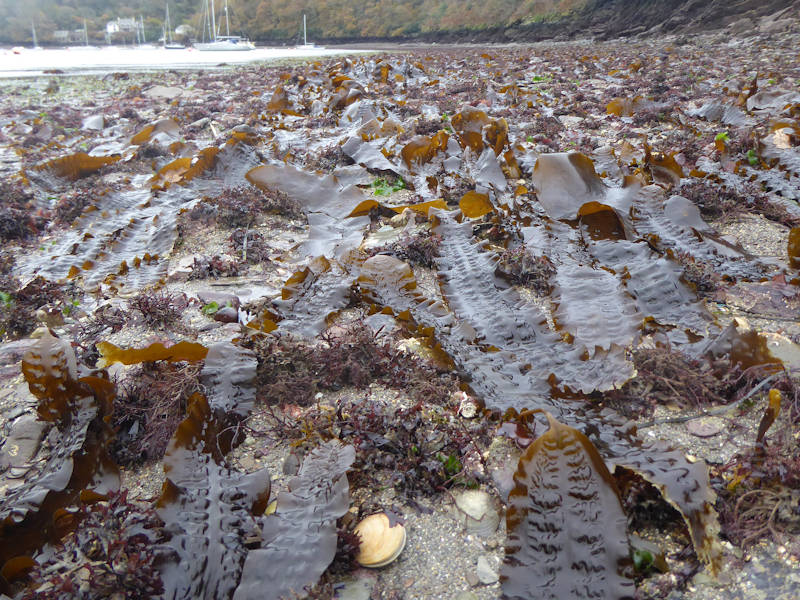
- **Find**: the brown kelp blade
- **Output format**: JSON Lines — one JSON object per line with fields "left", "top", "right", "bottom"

{"left": 156, "top": 394, "right": 271, "bottom": 600}
{"left": 233, "top": 440, "right": 354, "bottom": 600}
{"left": 502, "top": 412, "right": 634, "bottom": 600}
{"left": 2, "top": 331, "right": 118, "bottom": 590}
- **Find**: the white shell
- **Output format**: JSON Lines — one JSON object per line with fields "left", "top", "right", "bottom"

{"left": 354, "top": 512, "right": 406, "bottom": 568}
{"left": 450, "top": 490, "right": 500, "bottom": 537}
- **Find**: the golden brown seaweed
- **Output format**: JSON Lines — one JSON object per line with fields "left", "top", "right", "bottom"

{"left": 1, "top": 332, "right": 118, "bottom": 591}
{"left": 97, "top": 340, "right": 208, "bottom": 366}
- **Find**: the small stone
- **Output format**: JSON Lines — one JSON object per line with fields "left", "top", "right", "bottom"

{"left": 189, "top": 117, "right": 210, "bottom": 129}
{"left": 456, "top": 591, "right": 479, "bottom": 600}
{"left": 167, "top": 255, "right": 198, "bottom": 282}
{"left": 476, "top": 556, "right": 498, "bottom": 585}
{"left": 687, "top": 417, "right": 724, "bottom": 438}
{"left": 214, "top": 306, "right": 239, "bottom": 323}
{"left": 144, "top": 85, "right": 184, "bottom": 100}
{"left": 82, "top": 115, "right": 104, "bottom": 130}
{"left": 692, "top": 571, "right": 714, "bottom": 586}
{"left": 464, "top": 572, "right": 480, "bottom": 587}
{"left": 389, "top": 207, "right": 416, "bottom": 227}
{"left": 35, "top": 307, "right": 64, "bottom": 328}
{"left": 490, "top": 464, "right": 516, "bottom": 502}
{"left": 333, "top": 578, "right": 373, "bottom": 600}
{"left": 282, "top": 452, "right": 300, "bottom": 476}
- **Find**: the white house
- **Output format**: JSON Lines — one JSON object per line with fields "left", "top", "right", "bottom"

{"left": 106, "top": 17, "right": 137, "bottom": 36}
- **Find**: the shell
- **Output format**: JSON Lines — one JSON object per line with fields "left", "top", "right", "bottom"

{"left": 354, "top": 512, "right": 406, "bottom": 568}
{"left": 450, "top": 490, "right": 500, "bottom": 537}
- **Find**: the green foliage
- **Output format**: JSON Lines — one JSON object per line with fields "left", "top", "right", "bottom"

{"left": 371, "top": 177, "right": 405, "bottom": 196}
{"left": 201, "top": 301, "right": 220, "bottom": 315}
{"left": 715, "top": 131, "right": 730, "bottom": 142}
{"left": 61, "top": 298, "right": 79, "bottom": 317}
{"left": 438, "top": 452, "right": 462, "bottom": 477}
{"left": 530, "top": 74, "right": 552, "bottom": 83}
{"left": 632, "top": 548, "right": 654, "bottom": 572}
{"left": 0, "top": 291, "right": 12, "bottom": 307}
{"left": 746, "top": 149, "right": 758, "bottom": 166}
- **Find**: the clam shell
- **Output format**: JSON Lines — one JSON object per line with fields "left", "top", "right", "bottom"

{"left": 354, "top": 512, "right": 406, "bottom": 568}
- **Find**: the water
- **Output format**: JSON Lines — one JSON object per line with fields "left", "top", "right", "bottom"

{"left": 0, "top": 45, "right": 370, "bottom": 78}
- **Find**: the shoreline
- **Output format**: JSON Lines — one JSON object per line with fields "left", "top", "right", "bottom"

{"left": 1, "top": 26, "right": 800, "bottom": 600}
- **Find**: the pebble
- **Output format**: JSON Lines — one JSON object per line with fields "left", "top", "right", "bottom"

{"left": 282, "top": 452, "right": 300, "bottom": 476}
{"left": 167, "top": 255, "right": 198, "bottom": 282}
{"left": 333, "top": 578, "right": 373, "bottom": 600}
{"left": 82, "top": 114, "right": 104, "bottom": 130}
{"left": 450, "top": 490, "right": 500, "bottom": 537}
{"left": 686, "top": 417, "right": 725, "bottom": 438}
{"left": 476, "top": 556, "right": 499, "bottom": 585}
{"left": 144, "top": 85, "right": 185, "bottom": 100}
{"left": 213, "top": 306, "right": 239, "bottom": 323}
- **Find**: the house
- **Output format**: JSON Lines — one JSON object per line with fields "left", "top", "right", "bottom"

{"left": 106, "top": 18, "right": 137, "bottom": 36}
{"left": 53, "top": 30, "right": 70, "bottom": 43}
{"left": 106, "top": 17, "right": 139, "bottom": 42}
{"left": 117, "top": 18, "right": 138, "bottom": 33}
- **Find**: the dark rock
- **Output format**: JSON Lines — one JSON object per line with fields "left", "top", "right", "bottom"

{"left": 213, "top": 306, "right": 239, "bottom": 323}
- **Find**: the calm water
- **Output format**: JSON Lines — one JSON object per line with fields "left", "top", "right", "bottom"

{"left": 0, "top": 45, "right": 370, "bottom": 78}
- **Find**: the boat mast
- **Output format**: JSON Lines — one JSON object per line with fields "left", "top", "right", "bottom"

{"left": 224, "top": 0, "right": 230, "bottom": 37}
{"left": 303, "top": 14, "right": 307, "bottom": 45}
{"left": 201, "top": 0, "right": 208, "bottom": 42}
{"left": 83, "top": 19, "right": 88, "bottom": 46}
{"left": 210, "top": 0, "right": 217, "bottom": 41}
{"left": 31, "top": 21, "right": 38, "bottom": 48}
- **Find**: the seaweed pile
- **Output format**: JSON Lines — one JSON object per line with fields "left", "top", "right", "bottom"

{"left": 2, "top": 29, "right": 800, "bottom": 600}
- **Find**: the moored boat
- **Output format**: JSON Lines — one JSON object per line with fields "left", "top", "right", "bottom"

{"left": 163, "top": 3, "right": 185, "bottom": 49}
{"left": 195, "top": 0, "right": 254, "bottom": 51}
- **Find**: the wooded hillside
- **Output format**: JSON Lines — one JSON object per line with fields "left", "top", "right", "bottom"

{"left": 0, "top": 0, "right": 794, "bottom": 45}
{"left": 0, "top": 0, "right": 584, "bottom": 44}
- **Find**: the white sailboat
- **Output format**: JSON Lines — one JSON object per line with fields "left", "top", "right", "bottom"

{"left": 31, "top": 21, "right": 41, "bottom": 49}
{"left": 163, "top": 4, "right": 184, "bottom": 49}
{"left": 298, "top": 14, "right": 324, "bottom": 49}
{"left": 195, "top": 0, "right": 254, "bottom": 51}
